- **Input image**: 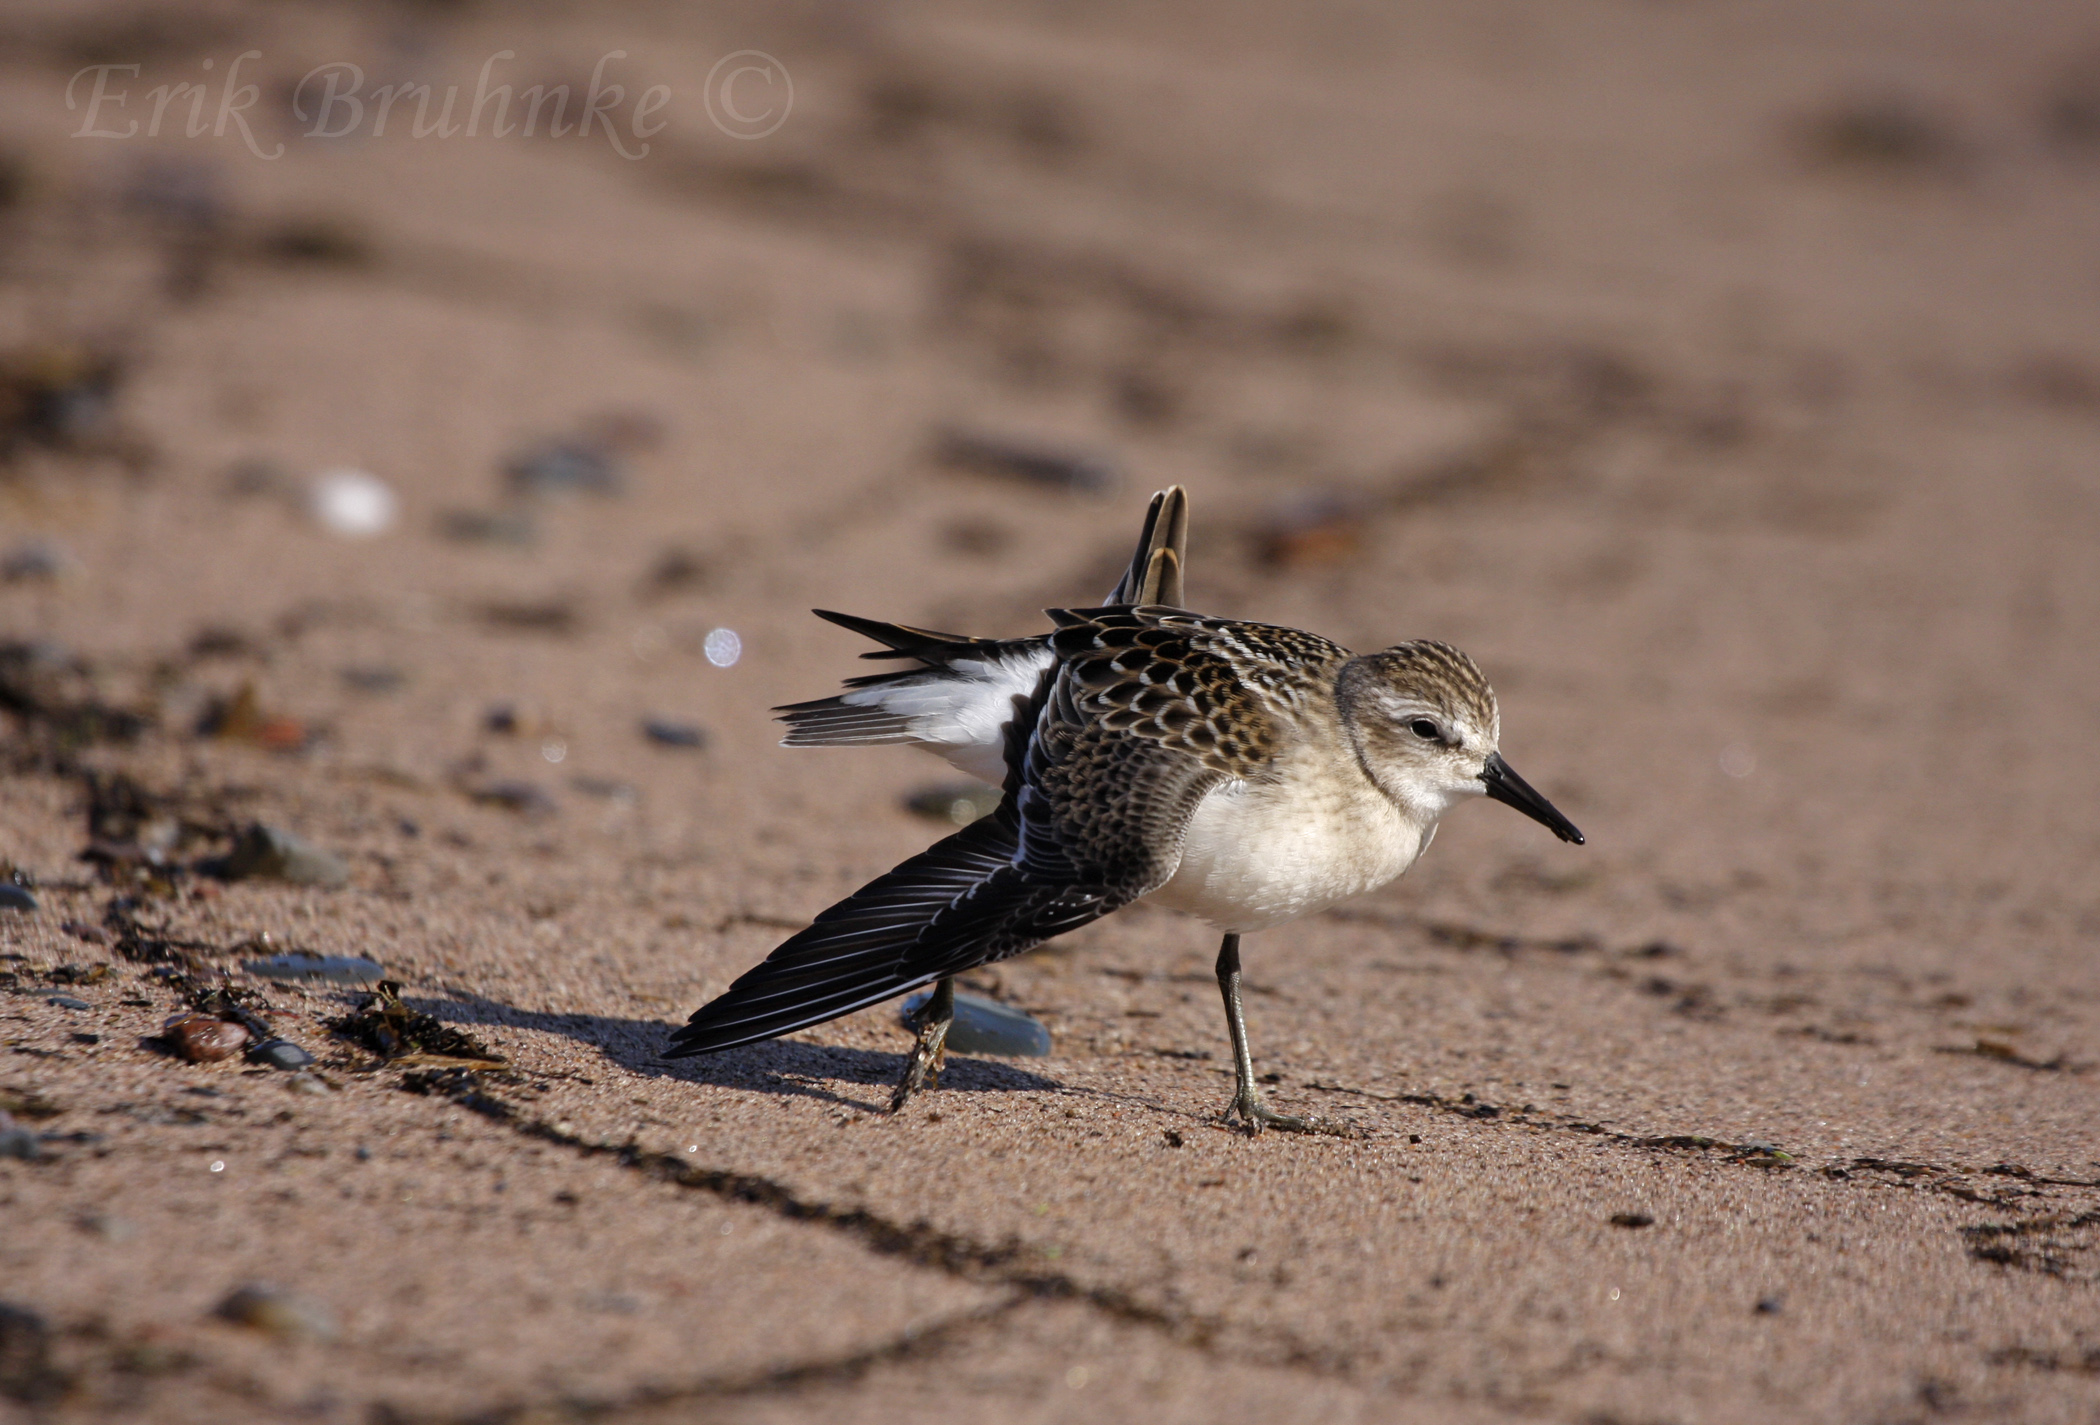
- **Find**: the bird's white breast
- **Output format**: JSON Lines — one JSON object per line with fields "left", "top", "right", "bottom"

{"left": 1145, "top": 768, "right": 1426, "bottom": 933}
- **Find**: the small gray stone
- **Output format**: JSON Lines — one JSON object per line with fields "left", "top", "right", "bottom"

{"left": 44, "top": 995, "right": 90, "bottom": 1011}
{"left": 220, "top": 823, "right": 350, "bottom": 888}
{"left": 0, "top": 884, "right": 36, "bottom": 912}
{"left": 249, "top": 1039, "right": 315, "bottom": 1071}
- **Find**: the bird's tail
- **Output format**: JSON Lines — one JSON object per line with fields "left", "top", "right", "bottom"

{"left": 1105, "top": 485, "right": 1189, "bottom": 608}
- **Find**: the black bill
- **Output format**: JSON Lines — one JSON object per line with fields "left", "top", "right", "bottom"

{"left": 1481, "top": 752, "right": 1585, "bottom": 845}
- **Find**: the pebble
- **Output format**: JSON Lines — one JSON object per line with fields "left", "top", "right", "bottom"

{"left": 219, "top": 823, "right": 350, "bottom": 888}
{"left": 284, "top": 1072, "right": 332, "bottom": 1096}
{"left": 214, "top": 1284, "right": 338, "bottom": 1342}
{"left": 248, "top": 1038, "right": 316, "bottom": 1071}
{"left": 0, "top": 1111, "right": 39, "bottom": 1161}
{"left": 0, "top": 884, "right": 36, "bottom": 912}
{"left": 905, "top": 782, "right": 1002, "bottom": 827}
{"left": 164, "top": 1013, "right": 250, "bottom": 1063}
{"left": 44, "top": 995, "right": 90, "bottom": 1011}
{"left": 61, "top": 921, "right": 108, "bottom": 945}
{"left": 900, "top": 990, "right": 1052, "bottom": 1057}
{"left": 243, "top": 952, "right": 385, "bottom": 986}
{"left": 641, "top": 718, "right": 707, "bottom": 749}
{"left": 308, "top": 468, "right": 397, "bottom": 537}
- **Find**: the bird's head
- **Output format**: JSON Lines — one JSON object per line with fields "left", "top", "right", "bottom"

{"left": 1335, "top": 641, "right": 1583, "bottom": 845}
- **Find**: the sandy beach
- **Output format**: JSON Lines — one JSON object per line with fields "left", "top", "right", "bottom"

{"left": 3, "top": 2, "right": 2099, "bottom": 1420}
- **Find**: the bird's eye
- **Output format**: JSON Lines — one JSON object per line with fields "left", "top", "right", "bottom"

{"left": 1409, "top": 718, "right": 1442, "bottom": 742}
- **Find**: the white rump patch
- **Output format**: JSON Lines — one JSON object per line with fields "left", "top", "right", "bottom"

{"left": 837, "top": 644, "right": 1055, "bottom": 783}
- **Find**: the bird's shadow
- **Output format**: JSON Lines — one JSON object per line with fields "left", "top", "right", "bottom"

{"left": 406, "top": 992, "right": 1062, "bottom": 1114}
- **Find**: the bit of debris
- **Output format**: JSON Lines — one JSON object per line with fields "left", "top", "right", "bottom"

{"left": 0, "top": 885, "right": 34, "bottom": 912}
{"left": 1609, "top": 1212, "right": 1655, "bottom": 1229}
{"left": 329, "top": 981, "right": 505, "bottom": 1067}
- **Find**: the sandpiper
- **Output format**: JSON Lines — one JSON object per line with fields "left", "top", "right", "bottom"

{"left": 665, "top": 488, "right": 1583, "bottom": 1133}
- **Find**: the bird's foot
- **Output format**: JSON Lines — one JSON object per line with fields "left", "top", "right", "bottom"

{"left": 1222, "top": 1088, "right": 1362, "bottom": 1139}
{"left": 888, "top": 1021, "right": 951, "bottom": 1115}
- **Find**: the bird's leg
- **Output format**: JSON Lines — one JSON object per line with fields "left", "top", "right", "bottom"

{"left": 889, "top": 977, "right": 955, "bottom": 1115}
{"left": 1214, "top": 934, "right": 1351, "bottom": 1137}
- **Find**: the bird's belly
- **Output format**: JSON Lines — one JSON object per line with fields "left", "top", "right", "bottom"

{"left": 1145, "top": 779, "right": 1423, "bottom": 933}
